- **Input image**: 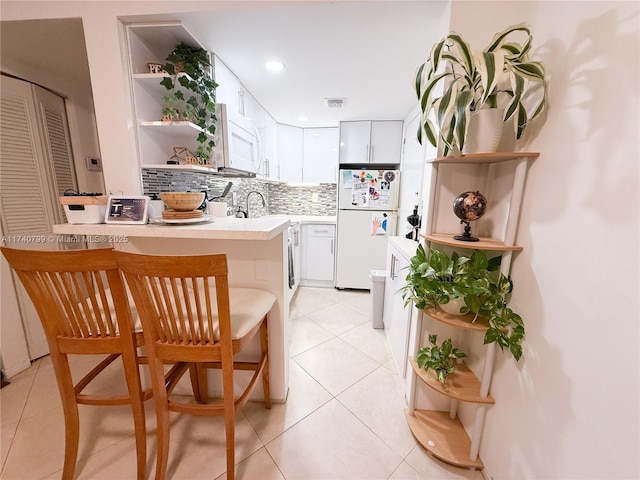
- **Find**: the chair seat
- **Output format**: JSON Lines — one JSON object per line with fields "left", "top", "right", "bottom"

{"left": 88, "top": 287, "right": 274, "bottom": 341}
{"left": 227, "top": 287, "right": 276, "bottom": 339}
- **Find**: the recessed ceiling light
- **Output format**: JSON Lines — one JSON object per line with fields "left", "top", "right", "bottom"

{"left": 265, "top": 60, "right": 285, "bottom": 72}
{"left": 297, "top": 116, "right": 308, "bottom": 122}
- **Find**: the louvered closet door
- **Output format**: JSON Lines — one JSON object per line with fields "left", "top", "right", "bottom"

{"left": 0, "top": 75, "right": 78, "bottom": 359}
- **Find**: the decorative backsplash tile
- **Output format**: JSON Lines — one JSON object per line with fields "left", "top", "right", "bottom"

{"left": 142, "top": 169, "right": 337, "bottom": 217}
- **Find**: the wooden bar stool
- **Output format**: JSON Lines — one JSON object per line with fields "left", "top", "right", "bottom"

{"left": 1, "top": 247, "right": 150, "bottom": 480}
{"left": 113, "top": 251, "right": 275, "bottom": 480}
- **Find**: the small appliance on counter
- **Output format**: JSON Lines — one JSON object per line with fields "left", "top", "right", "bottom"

{"left": 59, "top": 191, "right": 108, "bottom": 224}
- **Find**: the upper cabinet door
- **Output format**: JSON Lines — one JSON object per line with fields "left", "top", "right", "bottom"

{"left": 214, "top": 56, "right": 243, "bottom": 117}
{"left": 370, "top": 121, "right": 403, "bottom": 164}
{"left": 339, "top": 121, "right": 371, "bottom": 164}
{"left": 338, "top": 120, "right": 403, "bottom": 165}
{"left": 303, "top": 127, "right": 338, "bottom": 183}
{"left": 278, "top": 124, "right": 303, "bottom": 182}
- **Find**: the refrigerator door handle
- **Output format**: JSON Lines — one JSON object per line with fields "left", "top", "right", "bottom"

{"left": 330, "top": 238, "right": 334, "bottom": 255}
{"left": 365, "top": 144, "right": 370, "bottom": 163}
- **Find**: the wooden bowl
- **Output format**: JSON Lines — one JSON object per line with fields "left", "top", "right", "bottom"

{"left": 160, "top": 192, "right": 205, "bottom": 212}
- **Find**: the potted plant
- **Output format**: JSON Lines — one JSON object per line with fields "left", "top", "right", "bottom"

{"left": 415, "top": 23, "right": 547, "bottom": 155}
{"left": 402, "top": 245, "right": 525, "bottom": 360}
{"left": 160, "top": 42, "right": 218, "bottom": 161}
{"left": 417, "top": 334, "right": 467, "bottom": 384}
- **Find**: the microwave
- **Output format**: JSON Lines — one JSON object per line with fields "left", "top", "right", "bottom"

{"left": 211, "top": 104, "right": 260, "bottom": 176}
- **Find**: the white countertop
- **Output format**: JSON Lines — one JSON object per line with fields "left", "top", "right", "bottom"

{"left": 265, "top": 215, "right": 336, "bottom": 225}
{"left": 388, "top": 236, "right": 421, "bottom": 260}
{"left": 53, "top": 216, "right": 290, "bottom": 241}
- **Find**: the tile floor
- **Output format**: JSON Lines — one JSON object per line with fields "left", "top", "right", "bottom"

{"left": 0, "top": 286, "right": 484, "bottom": 480}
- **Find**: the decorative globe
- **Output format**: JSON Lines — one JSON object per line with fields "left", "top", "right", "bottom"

{"left": 453, "top": 191, "right": 487, "bottom": 222}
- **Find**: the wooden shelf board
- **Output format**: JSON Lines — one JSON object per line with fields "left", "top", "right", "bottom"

{"left": 409, "top": 357, "right": 494, "bottom": 404}
{"left": 422, "top": 308, "right": 490, "bottom": 332}
{"left": 421, "top": 233, "right": 523, "bottom": 252}
{"left": 142, "top": 164, "right": 217, "bottom": 173}
{"left": 405, "top": 409, "right": 483, "bottom": 469}
{"left": 138, "top": 120, "right": 208, "bottom": 135}
{"left": 427, "top": 152, "right": 539, "bottom": 164}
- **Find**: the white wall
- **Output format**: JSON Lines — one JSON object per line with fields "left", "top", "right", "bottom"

{"left": 449, "top": 1, "right": 639, "bottom": 478}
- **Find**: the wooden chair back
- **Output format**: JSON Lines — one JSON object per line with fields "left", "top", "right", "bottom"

{"left": 1, "top": 247, "right": 134, "bottom": 349}
{"left": 114, "top": 252, "right": 233, "bottom": 361}
{"left": 0, "top": 246, "right": 147, "bottom": 480}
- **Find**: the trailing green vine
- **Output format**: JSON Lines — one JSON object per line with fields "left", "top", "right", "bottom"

{"left": 160, "top": 42, "right": 218, "bottom": 161}
{"left": 416, "top": 334, "right": 467, "bottom": 384}
{"left": 403, "top": 244, "right": 525, "bottom": 360}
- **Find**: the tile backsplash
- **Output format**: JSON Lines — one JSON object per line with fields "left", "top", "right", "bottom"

{"left": 142, "top": 169, "right": 337, "bottom": 216}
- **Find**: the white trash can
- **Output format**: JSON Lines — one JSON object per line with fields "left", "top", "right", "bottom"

{"left": 369, "top": 268, "right": 387, "bottom": 329}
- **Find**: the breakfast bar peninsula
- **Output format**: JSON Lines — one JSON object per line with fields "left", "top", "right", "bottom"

{"left": 53, "top": 216, "right": 291, "bottom": 402}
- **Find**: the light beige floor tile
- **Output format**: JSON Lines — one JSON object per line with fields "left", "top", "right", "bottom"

{"left": 388, "top": 461, "right": 425, "bottom": 479}
{"left": 0, "top": 362, "right": 37, "bottom": 426}
{"left": 339, "top": 289, "right": 373, "bottom": 318}
{"left": 153, "top": 410, "right": 263, "bottom": 479}
{"left": 289, "top": 314, "right": 335, "bottom": 356}
{"left": 305, "top": 303, "right": 369, "bottom": 336}
{"left": 307, "top": 286, "right": 355, "bottom": 303}
{"left": 266, "top": 399, "right": 402, "bottom": 479}
{"left": 293, "top": 337, "right": 378, "bottom": 396}
{"left": 0, "top": 420, "right": 18, "bottom": 467}
{"left": 243, "top": 361, "right": 332, "bottom": 444}
{"left": 339, "top": 321, "right": 392, "bottom": 364}
{"left": 214, "top": 447, "right": 285, "bottom": 480}
{"left": 289, "top": 288, "right": 338, "bottom": 318}
{"left": 382, "top": 357, "right": 398, "bottom": 373}
{"left": 64, "top": 434, "right": 146, "bottom": 480}
{"left": 1, "top": 403, "right": 67, "bottom": 479}
{"left": 404, "top": 445, "right": 484, "bottom": 479}
{"left": 338, "top": 366, "right": 416, "bottom": 458}
{"left": 1, "top": 401, "right": 147, "bottom": 480}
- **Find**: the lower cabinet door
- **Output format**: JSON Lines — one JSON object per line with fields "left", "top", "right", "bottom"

{"left": 305, "top": 235, "right": 335, "bottom": 281}
{"left": 301, "top": 224, "right": 336, "bottom": 285}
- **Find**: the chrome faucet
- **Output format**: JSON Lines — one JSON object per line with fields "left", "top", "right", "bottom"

{"left": 246, "top": 191, "right": 267, "bottom": 218}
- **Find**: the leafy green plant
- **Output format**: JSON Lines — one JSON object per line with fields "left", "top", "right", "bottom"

{"left": 415, "top": 23, "right": 547, "bottom": 155}
{"left": 417, "top": 334, "right": 467, "bottom": 384}
{"left": 160, "top": 42, "right": 218, "bottom": 160}
{"left": 402, "top": 244, "right": 525, "bottom": 360}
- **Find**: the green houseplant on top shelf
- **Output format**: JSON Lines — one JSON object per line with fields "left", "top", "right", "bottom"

{"left": 402, "top": 244, "right": 525, "bottom": 360}
{"left": 160, "top": 42, "right": 218, "bottom": 161}
{"left": 415, "top": 23, "right": 547, "bottom": 155}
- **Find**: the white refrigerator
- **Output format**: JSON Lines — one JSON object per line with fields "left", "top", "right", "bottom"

{"left": 335, "top": 167, "right": 400, "bottom": 289}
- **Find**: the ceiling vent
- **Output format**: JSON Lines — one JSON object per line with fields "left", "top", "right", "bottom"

{"left": 325, "top": 98, "right": 346, "bottom": 108}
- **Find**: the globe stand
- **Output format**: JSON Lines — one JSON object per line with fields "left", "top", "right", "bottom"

{"left": 454, "top": 220, "right": 479, "bottom": 242}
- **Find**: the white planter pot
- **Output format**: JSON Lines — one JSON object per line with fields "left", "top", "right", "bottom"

{"left": 462, "top": 108, "right": 504, "bottom": 154}
{"left": 439, "top": 296, "right": 467, "bottom": 316}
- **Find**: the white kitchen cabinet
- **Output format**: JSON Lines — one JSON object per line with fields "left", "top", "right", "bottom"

{"left": 339, "top": 120, "right": 403, "bottom": 165}
{"left": 278, "top": 125, "right": 338, "bottom": 183}
{"left": 300, "top": 224, "right": 336, "bottom": 287}
{"left": 213, "top": 56, "right": 244, "bottom": 117}
{"left": 278, "top": 124, "right": 303, "bottom": 182}
{"left": 382, "top": 239, "right": 413, "bottom": 378}
{"left": 262, "top": 116, "right": 279, "bottom": 179}
{"left": 303, "top": 127, "right": 338, "bottom": 183}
